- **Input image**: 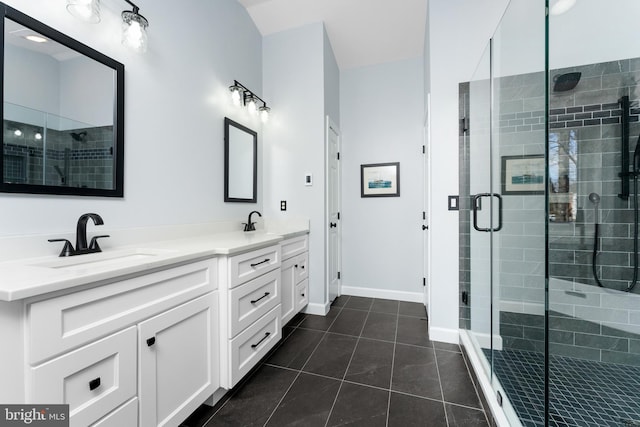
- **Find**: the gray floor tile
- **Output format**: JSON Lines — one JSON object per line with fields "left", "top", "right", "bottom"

{"left": 206, "top": 365, "right": 297, "bottom": 427}
{"left": 392, "top": 344, "right": 442, "bottom": 399}
{"left": 329, "top": 308, "right": 368, "bottom": 336}
{"left": 265, "top": 373, "right": 340, "bottom": 427}
{"left": 396, "top": 315, "right": 431, "bottom": 347}
{"left": 371, "top": 298, "right": 399, "bottom": 314}
{"left": 303, "top": 333, "right": 358, "bottom": 379}
{"left": 398, "top": 301, "right": 427, "bottom": 318}
{"left": 445, "top": 403, "right": 490, "bottom": 427}
{"left": 345, "top": 338, "right": 394, "bottom": 389}
{"left": 436, "top": 349, "right": 481, "bottom": 408}
{"left": 435, "top": 341, "right": 462, "bottom": 352}
{"left": 361, "top": 311, "right": 397, "bottom": 342}
{"left": 388, "top": 392, "right": 447, "bottom": 427}
{"left": 266, "top": 328, "right": 323, "bottom": 369}
{"left": 326, "top": 382, "right": 388, "bottom": 427}
{"left": 299, "top": 307, "right": 340, "bottom": 331}
{"left": 344, "top": 296, "right": 374, "bottom": 311}
{"left": 332, "top": 295, "right": 349, "bottom": 307}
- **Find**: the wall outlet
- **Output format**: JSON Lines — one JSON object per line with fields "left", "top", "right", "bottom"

{"left": 280, "top": 200, "right": 287, "bottom": 211}
{"left": 305, "top": 173, "right": 312, "bottom": 186}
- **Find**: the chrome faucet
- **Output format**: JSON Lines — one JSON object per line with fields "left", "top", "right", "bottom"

{"left": 243, "top": 210, "right": 262, "bottom": 232}
{"left": 48, "top": 213, "right": 110, "bottom": 257}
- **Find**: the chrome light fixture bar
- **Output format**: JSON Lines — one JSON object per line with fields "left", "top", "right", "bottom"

{"left": 229, "top": 80, "right": 271, "bottom": 123}
{"left": 121, "top": 0, "right": 149, "bottom": 53}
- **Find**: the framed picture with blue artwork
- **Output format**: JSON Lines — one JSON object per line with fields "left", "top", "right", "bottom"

{"left": 501, "top": 155, "right": 545, "bottom": 195}
{"left": 361, "top": 162, "right": 400, "bottom": 197}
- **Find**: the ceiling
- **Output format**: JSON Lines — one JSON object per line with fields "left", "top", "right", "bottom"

{"left": 237, "top": 0, "right": 428, "bottom": 70}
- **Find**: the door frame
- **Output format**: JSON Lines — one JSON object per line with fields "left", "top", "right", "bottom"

{"left": 325, "top": 115, "right": 341, "bottom": 304}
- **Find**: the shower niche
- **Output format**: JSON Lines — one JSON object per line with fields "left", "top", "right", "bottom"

{"left": 0, "top": 3, "right": 124, "bottom": 197}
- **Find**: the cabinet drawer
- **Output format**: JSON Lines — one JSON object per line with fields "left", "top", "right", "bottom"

{"left": 30, "top": 327, "right": 137, "bottom": 427}
{"left": 294, "top": 252, "right": 309, "bottom": 283}
{"left": 229, "top": 245, "right": 280, "bottom": 288}
{"left": 29, "top": 259, "right": 216, "bottom": 364}
{"left": 281, "top": 235, "right": 309, "bottom": 260}
{"left": 295, "top": 279, "right": 309, "bottom": 311}
{"left": 229, "top": 269, "right": 280, "bottom": 337}
{"left": 90, "top": 398, "right": 137, "bottom": 427}
{"left": 229, "top": 305, "right": 281, "bottom": 387}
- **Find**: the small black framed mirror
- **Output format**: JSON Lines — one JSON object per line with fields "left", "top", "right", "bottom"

{"left": 224, "top": 117, "right": 257, "bottom": 203}
{"left": 0, "top": 3, "right": 125, "bottom": 197}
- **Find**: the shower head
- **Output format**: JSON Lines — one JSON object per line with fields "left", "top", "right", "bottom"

{"left": 589, "top": 192, "right": 600, "bottom": 205}
{"left": 553, "top": 72, "right": 581, "bottom": 92}
{"left": 70, "top": 131, "right": 87, "bottom": 142}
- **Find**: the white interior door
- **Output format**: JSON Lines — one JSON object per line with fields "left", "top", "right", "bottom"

{"left": 423, "top": 94, "right": 431, "bottom": 310}
{"left": 326, "top": 116, "right": 341, "bottom": 303}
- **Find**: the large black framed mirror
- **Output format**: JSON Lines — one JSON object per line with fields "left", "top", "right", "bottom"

{"left": 224, "top": 117, "right": 257, "bottom": 203}
{"left": 0, "top": 3, "right": 125, "bottom": 197}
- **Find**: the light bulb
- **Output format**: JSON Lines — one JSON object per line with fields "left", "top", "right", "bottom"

{"left": 260, "top": 106, "right": 270, "bottom": 123}
{"left": 122, "top": 10, "right": 148, "bottom": 53}
{"left": 230, "top": 87, "right": 242, "bottom": 106}
{"left": 14, "top": 129, "right": 22, "bottom": 137}
{"left": 247, "top": 97, "right": 258, "bottom": 115}
{"left": 35, "top": 132, "right": 42, "bottom": 140}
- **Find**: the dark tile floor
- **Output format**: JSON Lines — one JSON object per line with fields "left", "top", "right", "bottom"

{"left": 181, "top": 296, "right": 490, "bottom": 427}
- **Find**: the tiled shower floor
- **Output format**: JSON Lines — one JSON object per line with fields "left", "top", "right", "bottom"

{"left": 485, "top": 348, "right": 640, "bottom": 426}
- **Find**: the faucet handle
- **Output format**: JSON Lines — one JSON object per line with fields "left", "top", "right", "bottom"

{"left": 48, "top": 239, "right": 75, "bottom": 257}
{"left": 88, "top": 235, "right": 110, "bottom": 252}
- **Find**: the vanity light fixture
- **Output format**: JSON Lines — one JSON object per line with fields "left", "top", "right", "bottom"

{"left": 228, "top": 80, "right": 271, "bottom": 123}
{"left": 34, "top": 132, "right": 42, "bottom": 140}
{"left": 121, "top": 0, "right": 149, "bottom": 53}
{"left": 13, "top": 129, "right": 22, "bottom": 137}
{"left": 66, "top": 0, "right": 101, "bottom": 24}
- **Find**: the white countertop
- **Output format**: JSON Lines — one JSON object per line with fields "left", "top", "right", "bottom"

{"left": 0, "top": 227, "right": 308, "bottom": 302}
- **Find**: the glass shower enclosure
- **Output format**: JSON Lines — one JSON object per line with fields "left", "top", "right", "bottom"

{"left": 459, "top": 0, "right": 640, "bottom": 425}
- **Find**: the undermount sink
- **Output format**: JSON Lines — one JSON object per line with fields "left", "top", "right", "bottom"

{"left": 32, "top": 248, "right": 174, "bottom": 271}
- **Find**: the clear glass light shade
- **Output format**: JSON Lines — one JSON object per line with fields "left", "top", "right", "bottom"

{"left": 247, "top": 97, "right": 258, "bottom": 115}
{"left": 230, "top": 86, "right": 242, "bottom": 106}
{"left": 259, "top": 106, "right": 270, "bottom": 123}
{"left": 122, "top": 11, "right": 148, "bottom": 53}
{"left": 550, "top": 0, "right": 576, "bottom": 15}
{"left": 66, "top": 0, "right": 101, "bottom": 24}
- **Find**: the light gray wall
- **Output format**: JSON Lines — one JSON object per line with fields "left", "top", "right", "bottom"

{"left": 340, "top": 57, "right": 424, "bottom": 297}
{"left": 262, "top": 22, "right": 328, "bottom": 310}
{"left": 0, "top": 0, "right": 263, "bottom": 237}
{"left": 323, "top": 26, "right": 340, "bottom": 127}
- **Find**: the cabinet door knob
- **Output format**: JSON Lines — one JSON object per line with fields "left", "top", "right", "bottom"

{"left": 147, "top": 337, "right": 156, "bottom": 347}
{"left": 294, "top": 264, "right": 298, "bottom": 268}
{"left": 89, "top": 377, "right": 101, "bottom": 391}
{"left": 301, "top": 293, "right": 305, "bottom": 297}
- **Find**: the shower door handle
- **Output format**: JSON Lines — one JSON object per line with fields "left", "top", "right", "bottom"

{"left": 472, "top": 193, "right": 503, "bottom": 232}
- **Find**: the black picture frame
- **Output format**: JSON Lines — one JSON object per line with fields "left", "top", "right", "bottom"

{"left": 501, "top": 155, "right": 545, "bottom": 195}
{"left": 361, "top": 162, "right": 400, "bottom": 198}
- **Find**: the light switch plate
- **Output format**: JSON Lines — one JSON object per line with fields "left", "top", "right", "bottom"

{"left": 305, "top": 173, "right": 312, "bottom": 186}
{"left": 448, "top": 195, "right": 459, "bottom": 211}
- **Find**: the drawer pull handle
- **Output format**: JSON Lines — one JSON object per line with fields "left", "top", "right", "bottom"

{"left": 250, "top": 292, "right": 270, "bottom": 304}
{"left": 250, "top": 258, "right": 270, "bottom": 268}
{"left": 89, "top": 377, "right": 101, "bottom": 391}
{"left": 147, "top": 337, "right": 156, "bottom": 347}
{"left": 251, "top": 332, "right": 271, "bottom": 349}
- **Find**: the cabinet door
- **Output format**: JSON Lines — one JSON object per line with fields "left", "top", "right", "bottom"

{"left": 280, "top": 257, "right": 296, "bottom": 325}
{"left": 138, "top": 293, "right": 218, "bottom": 427}
{"left": 295, "top": 278, "right": 309, "bottom": 312}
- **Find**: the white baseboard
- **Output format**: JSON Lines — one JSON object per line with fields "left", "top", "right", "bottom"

{"left": 428, "top": 326, "right": 459, "bottom": 344}
{"left": 341, "top": 285, "right": 423, "bottom": 303}
{"left": 302, "top": 302, "right": 330, "bottom": 316}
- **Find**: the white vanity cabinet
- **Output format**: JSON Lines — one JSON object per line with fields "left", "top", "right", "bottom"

{"left": 218, "top": 244, "right": 282, "bottom": 389}
{"left": 280, "top": 235, "right": 309, "bottom": 325}
{"left": 20, "top": 259, "right": 219, "bottom": 427}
